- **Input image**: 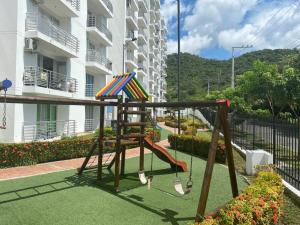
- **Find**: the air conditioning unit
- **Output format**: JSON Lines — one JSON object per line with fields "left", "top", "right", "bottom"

{"left": 25, "top": 38, "right": 37, "bottom": 51}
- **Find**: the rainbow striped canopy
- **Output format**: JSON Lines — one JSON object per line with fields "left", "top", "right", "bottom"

{"left": 96, "top": 72, "right": 149, "bottom": 100}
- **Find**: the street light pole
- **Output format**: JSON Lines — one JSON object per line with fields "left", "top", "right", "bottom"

{"left": 177, "top": 0, "right": 181, "bottom": 134}
{"left": 231, "top": 45, "right": 253, "bottom": 88}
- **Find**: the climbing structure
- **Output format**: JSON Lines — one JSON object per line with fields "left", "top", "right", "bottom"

{"left": 78, "top": 72, "right": 187, "bottom": 191}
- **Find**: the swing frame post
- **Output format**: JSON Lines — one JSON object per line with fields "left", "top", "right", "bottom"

{"left": 139, "top": 99, "right": 146, "bottom": 172}
{"left": 97, "top": 103, "right": 105, "bottom": 180}
{"left": 114, "top": 97, "right": 123, "bottom": 191}
{"left": 195, "top": 108, "right": 221, "bottom": 221}
{"left": 121, "top": 98, "right": 129, "bottom": 176}
{"left": 195, "top": 100, "right": 238, "bottom": 222}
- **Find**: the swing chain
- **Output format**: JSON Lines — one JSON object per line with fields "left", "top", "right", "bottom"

{"left": 2, "top": 89, "right": 7, "bottom": 128}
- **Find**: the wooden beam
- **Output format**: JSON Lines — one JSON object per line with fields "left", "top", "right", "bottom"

{"left": 97, "top": 105, "right": 105, "bottom": 180}
{"left": 139, "top": 100, "right": 146, "bottom": 172}
{"left": 0, "top": 95, "right": 117, "bottom": 106}
{"left": 195, "top": 109, "right": 221, "bottom": 222}
{"left": 219, "top": 107, "right": 239, "bottom": 198}
{"left": 121, "top": 98, "right": 129, "bottom": 176}
{"left": 77, "top": 139, "right": 98, "bottom": 175}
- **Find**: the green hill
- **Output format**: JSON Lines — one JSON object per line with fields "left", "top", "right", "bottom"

{"left": 166, "top": 49, "right": 299, "bottom": 101}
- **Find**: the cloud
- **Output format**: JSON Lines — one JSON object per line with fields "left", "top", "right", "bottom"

{"left": 167, "top": 34, "right": 212, "bottom": 54}
{"left": 163, "top": 0, "right": 300, "bottom": 57}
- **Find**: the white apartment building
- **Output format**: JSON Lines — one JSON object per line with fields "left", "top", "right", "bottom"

{"left": 0, "top": 0, "right": 167, "bottom": 143}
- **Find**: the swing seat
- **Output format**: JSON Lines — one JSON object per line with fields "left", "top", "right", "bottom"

{"left": 174, "top": 178, "right": 185, "bottom": 195}
{"left": 138, "top": 170, "right": 147, "bottom": 184}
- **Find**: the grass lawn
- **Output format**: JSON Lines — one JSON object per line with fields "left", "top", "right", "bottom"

{"left": 0, "top": 150, "right": 247, "bottom": 225}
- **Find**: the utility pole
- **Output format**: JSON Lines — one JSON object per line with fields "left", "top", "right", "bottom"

{"left": 231, "top": 45, "right": 252, "bottom": 88}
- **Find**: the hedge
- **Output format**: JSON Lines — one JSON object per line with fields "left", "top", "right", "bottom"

{"left": 0, "top": 127, "right": 161, "bottom": 168}
{"left": 0, "top": 137, "right": 94, "bottom": 168}
{"left": 168, "top": 134, "right": 226, "bottom": 163}
{"left": 198, "top": 171, "right": 283, "bottom": 225}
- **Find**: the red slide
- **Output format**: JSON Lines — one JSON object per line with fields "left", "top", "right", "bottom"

{"left": 144, "top": 136, "right": 188, "bottom": 172}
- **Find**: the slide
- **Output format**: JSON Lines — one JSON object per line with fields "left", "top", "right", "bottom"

{"left": 144, "top": 136, "right": 188, "bottom": 172}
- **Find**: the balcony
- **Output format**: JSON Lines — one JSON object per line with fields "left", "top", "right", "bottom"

{"left": 138, "top": 64, "right": 147, "bottom": 77}
{"left": 25, "top": 13, "right": 79, "bottom": 58}
{"left": 138, "top": 46, "right": 147, "bottom": 60}
{"left": 85, "top": 83, "right": 97, "bottom": 98}
{"left": 126, "top": 8, "right": 138, "bottom": 30}
{"left": 126, "top": 31, "right": 139, "bottom": 50}
{"left": 129, "top": 0, "right": 139, "bottom": 11}
{"left": 138, "top": 30, "right": 148, "bottom": 45}
{"left": 138, "top": 12, "right": 147, "bottom": 28}
{"left": 37, "top": 0, "right": 80, "bottom": 18}
{"left": 23, "top": 120, "right": 76, "bottom": 141}
{"left": 23, "top": 67, "right": 78, "bottom": 97}
{"left": 86, "top": 50, "right": 113, "bottom": 75}
{"left": 87, "top": 16, "right": 112, "bottom": 46}
{"left": 125, "top": 52, "right": 138, "bottom": 70}
{"left": 138, "top": 0, "right": 148, "bottom": 11}
{"left": 88, "top": 0, "right": 113, "bottom": 18}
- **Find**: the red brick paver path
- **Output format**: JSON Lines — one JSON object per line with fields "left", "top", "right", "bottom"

{"left": 0, "top": 140, "right": 173, "bottom": 181}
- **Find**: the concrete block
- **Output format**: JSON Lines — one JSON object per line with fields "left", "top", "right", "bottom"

{"left": 246, "top": 149, "right": 273, "bottom": 175}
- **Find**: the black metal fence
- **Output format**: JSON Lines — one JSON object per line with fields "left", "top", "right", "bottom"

{"left": 200, "top": 108, "right": 300, "bottom": 190}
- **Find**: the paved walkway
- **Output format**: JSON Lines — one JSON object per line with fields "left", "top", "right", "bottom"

{"left": 0, "top": 139, "right": 172, "bottom": 181}
{"left": 158, "top": 122, "right": 178, "bottom": 133}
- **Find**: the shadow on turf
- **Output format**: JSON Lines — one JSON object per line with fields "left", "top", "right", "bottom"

{"left": 0, "top": 168, "right": 194, "bottom": 224}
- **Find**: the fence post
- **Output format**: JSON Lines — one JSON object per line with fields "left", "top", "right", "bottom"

{"left": 273, "top": 116, "right": 276, "bottom": 163}
{"left": 253, "top": 118, "right": 255, "bottom": 150}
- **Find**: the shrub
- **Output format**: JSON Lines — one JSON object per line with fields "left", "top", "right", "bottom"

{"left": 198, "top": 171, "right": 283, "bottom": 225}
{"left": 0, "top": 137, "right": 95, "bottom": 168}
{"left": 165, "top": 121, "right": 188, "bottom": 130}
{"left": 168, "top": 133, "right": 226, "bottom": 163}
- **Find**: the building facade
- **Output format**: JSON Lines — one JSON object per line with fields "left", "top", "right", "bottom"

{"left": 0, "top": 0, "right": 167, "bottom": 143}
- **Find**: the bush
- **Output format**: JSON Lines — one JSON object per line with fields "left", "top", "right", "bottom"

{"left": 165, "top": 121, "right": 188, "bottom": 131}
{"left": 198, "top": 171, "right": 283, "bottom": 225}
{"left": 94, "top": 127, "right": 116, "bottom": 138}
{"left": 168, "top": 133, "right": 226, "bottom": 163}
{"left": 0, "top": 137, "right": 95, "bottom": 168}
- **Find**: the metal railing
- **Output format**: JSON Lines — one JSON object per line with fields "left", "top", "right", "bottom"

{"left": 25, "top": 13, "right": 79, "bottom": 53}
{"left": 66, "top": 0, "right": 80, "bottom": 11}
{"left": 85, "top": 119, "right": 99, "bottom": 132}
{"left": 126, "top": 52, "right": 138, "bottom": 65}
{"left": 200, "top": 109, "right": 300, "bottom": 191}
{"left": 86, "top": 49, "right": 112, "bottom": 71}
{"left": 126, "top": 8, "right": 137, "bottom": 24}
{"left": 87, "top": 16, "right": 112, "bottom": 41}
{"left": 138, "top": 64, "right": 147, "bottom": 74}
{"left": 23, "top": 67, "right": 78, "bottom": 93}
{"left": 23, "top": 120, "right": 76, "bottom": 141}
{"left": 85, "top": 84, "right": 97, "bottom": 97}
{"left": 101, "top": 0, "right": 113, "bottom": 14}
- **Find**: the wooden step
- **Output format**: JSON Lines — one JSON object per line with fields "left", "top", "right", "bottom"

{"left": 122, "top": 122, "right": 147, "bottom": 127}
{"left": 104, "top": 139, "right": 140, "bottom": 146}
{"left": 121, "top": 110, "right": 148, "bottom": 115}
{"left": 122, "top": 133, "right": 146, "bottom": 139}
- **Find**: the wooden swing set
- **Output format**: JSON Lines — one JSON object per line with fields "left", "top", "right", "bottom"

{"left": 0, "top": 73, "right": 238, "bottom": 222}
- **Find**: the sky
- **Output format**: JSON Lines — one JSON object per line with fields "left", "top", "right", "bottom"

{"left": 161, "top": 0, "right": 300, "bottom": 60}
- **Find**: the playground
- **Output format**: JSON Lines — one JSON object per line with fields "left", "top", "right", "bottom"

{"left": 0, "top": 141, "right": 247, "bottom": 225}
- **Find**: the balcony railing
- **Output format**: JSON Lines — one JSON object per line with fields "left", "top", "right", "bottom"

{"left": 127, "top": 30, "right": 136, "bottom": 39}
{"left": 86, "top": 49, "right": 112, "bottom": 71}
{"left": 24, "top": 67, "right": 78, "bottom": 93}
{"left": 138, "top": 29, "right": 148, "bottom": 42}
{"left": 87, "top": 16, "right": 112, "bottom": 41}
{"left": 138, "top": 46, "right": 147, "bottom": 57}
{"left": 138, "top": 12, "right": 148, "bottom": 24}
{"left": 85, "top": 83, "right": 97, "bottom": 97}
{"left": 138, "top": 64, "right": 147, "bottom": 74}
{"left": 126, "top": 52, "right": 138, "bottom": 65}
{"left": 66, "top": 0, "right": 80, "bottom": 11}
{"left": 139, "top": 0, "right": 149, "bottom": 10}
{"left": 25, "top": 13, "right": 79, "bottom": 53}
{"left": 23, "top": 120, "right": 76, "bottom": 141}
{"left": 85, "top": 119, "right": 99, "bottom": 132}
{"left": 126, "top": 8, "right": 137, "bottom": 24}
{"left": 101, "top": 0, "right": 113, "bottom": 13}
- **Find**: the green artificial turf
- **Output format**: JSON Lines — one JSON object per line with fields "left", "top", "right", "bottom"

{"left": 0, "top": 150, "right": 247, "bottom": 225}
{"left": 160, "top": 128, "right": 172, "bottom": 140}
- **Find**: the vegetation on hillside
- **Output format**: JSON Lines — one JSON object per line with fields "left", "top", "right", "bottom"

{"left": 166, "top": 49, "right": 300, "bottom": 102}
